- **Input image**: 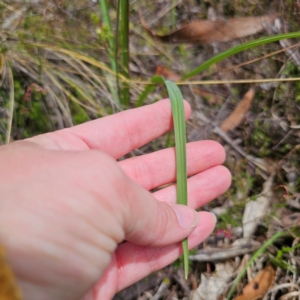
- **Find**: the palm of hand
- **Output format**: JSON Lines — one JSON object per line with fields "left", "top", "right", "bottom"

{"left": 0, "top": 100, "right": 231, "bottom": 300}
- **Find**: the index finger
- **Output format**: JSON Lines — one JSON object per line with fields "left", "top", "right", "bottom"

{"left": 31, "top": 99, "right": 191, "bottom": 159}
{"left": 69, "top": 99, "right": 191, "bottom": 158}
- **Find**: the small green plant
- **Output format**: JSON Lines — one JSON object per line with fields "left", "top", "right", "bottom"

{"left": 271, "top": 243, "right": 300, "bottom": 274}
{"left": 226, "top": 231, "right": 289, "bottom": 300}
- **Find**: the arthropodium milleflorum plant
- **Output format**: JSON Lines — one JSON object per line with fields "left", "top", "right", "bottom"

{"left": 155, "top": 77, "right": 189, "bottom": 279}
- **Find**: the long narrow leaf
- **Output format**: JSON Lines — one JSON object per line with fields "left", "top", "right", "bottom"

{"left": 120, "top": 0, "right": 130, "bottom": 106}
{"left": 182, "top": 32, "right": 300, "bottom": 80}
{"left": 98, "top": 0, "right": 119, "bottom": 104}
{"left": 135, "top": 85, "right": 156, "bottom": 107}
{"left": 162, "top": 78, "right": 189, "bottom": 279}
{"left": 115, "top": 0, "right": 121, "bottom": 102}
{"left": 98, "top": 0, "right": 116, "bottom": 73}
{"left": 135, "top": 76, "right": 161, "bottom": 107}
{"left": 6, "top": 64, "right": 14, "bottom": 144}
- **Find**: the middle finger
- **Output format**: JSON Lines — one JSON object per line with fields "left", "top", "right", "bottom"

{"left": 119, "top": 140, "right": 226, "bottom": 191}
{"left": 153, "top": 165, "right": 231, "bottom": 208}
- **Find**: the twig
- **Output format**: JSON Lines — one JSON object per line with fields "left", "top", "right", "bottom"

{"left": 189, "top": 239, "right": 261, "bottom": 262}
{"left": 151, "top": 279, "right": 169, "bottom": 300}
{"left": 192, "top": 111, "right": 271, "bottom": 178}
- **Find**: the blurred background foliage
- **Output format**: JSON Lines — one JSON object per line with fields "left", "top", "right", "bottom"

{"left": 0, "top": 0, "right": 117, "bottom": 141}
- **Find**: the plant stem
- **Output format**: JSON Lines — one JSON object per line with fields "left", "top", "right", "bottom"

{"left": 98, "top": 0, "right": 119, "bottom": 104}
{"left": 98, "top": 0, "right": 116, "bottom": 73}
{"left": 120, "top": 0, "right": 130, "bottom": 106}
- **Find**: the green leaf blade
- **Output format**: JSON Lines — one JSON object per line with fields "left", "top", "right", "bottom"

{"left": 163, "top": 80, "right": 189, "bottom": 279}
{"left": 182, "top": 32, "right": 300, "bottom": 80}
{"left": 164, "top": 80, "right": 187, "bottom": 205}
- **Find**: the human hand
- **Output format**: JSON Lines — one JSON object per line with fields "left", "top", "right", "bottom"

{"left": 0, "top": 99, "right": 231, "bottom": 300}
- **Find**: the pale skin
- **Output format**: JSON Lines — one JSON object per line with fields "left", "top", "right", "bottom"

{"left": 0, "top": 99, "right": 231, "bottom": 300}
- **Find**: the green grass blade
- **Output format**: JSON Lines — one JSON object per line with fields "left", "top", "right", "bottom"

{"left": 135, "top": 76, "right": 162, "bottom": 107}
{"left": 135, "top": 85, "right": 156, "bottom": 107}
{"left": 98, "top": 0, "right": 116, "bottom": 73}
{"left": 115, "top": 0, "right": 121, "bottom": 102}
{"left": 164, "top": 80, "right": 187, "bottom": 205}
{"left": 226, "top": 231, "right": 289, "bottom": 300}
{"left": 164, "top": 79, "right": 189, "bottom": 279}
{"left": 6, "top": 64, "right": 14, "bottom": 144}
{"left": 182, "top": 32, "right": 300, "bottom": 80}
{"left": 98, "top": 0, "right": 119, "bottom": 104}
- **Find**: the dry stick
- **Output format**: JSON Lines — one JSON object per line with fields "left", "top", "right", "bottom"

{"left": 189, "top": 240, "right": 261, "bottom": 262}
{"left": 190, "top": 112, "right": 270, "bottom": 179}
{"left": 129, "top": 77, "right": 300, "bottom": 85}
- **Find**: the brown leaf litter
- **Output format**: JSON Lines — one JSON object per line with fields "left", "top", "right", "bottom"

{"left": 155, "top": 65, "right": 181, "bottom": 82}
{"left": 234, "top": 265, "right": 275, "bottom": 300}
{"left": 140, "top": 12, "right": 278, "bottom": 44}
{"left": 221, "top": 88, "right": 255, "bottom": 132}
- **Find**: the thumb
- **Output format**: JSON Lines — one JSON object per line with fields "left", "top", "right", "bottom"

{"left": 121, "top": 182, "right": 200, "bottom": 247}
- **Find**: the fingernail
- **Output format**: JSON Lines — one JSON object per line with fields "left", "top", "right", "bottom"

{"left": 209, "top": 212, "right": 217, "bottom": 224}
{"left": 170, "top": 204, "right": 200, "bottom": 228}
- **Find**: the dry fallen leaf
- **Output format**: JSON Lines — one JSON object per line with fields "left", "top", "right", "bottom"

{"left": 221, "top": 88, "right": 255, "bottom": 132}
{"left": 243, "top": 175, "right": 273, "bottom": 238}
{"left": 140, "top": 12, "right": 277, "bottom": 44}
{"left": 193, "top": 88, "right": 221, "bottom": 104}
{"left": 281, "top": 212, "right": 300, "bottom": 227}
{"left": 192, "top": 262, "right": 236, "bottom": 300}
{"left": 234, "top": 265, "right": 275, "bottom": 300}
{"left": 155, "top": 65, "right": 181, "bottom": 81}
{"left": 0, "top": 245, "right": 22, "bottom": 300}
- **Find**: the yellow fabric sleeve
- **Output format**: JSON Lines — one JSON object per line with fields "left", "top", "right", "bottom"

{"left": 0, "top": 245, "right": 22, "bottom": 300}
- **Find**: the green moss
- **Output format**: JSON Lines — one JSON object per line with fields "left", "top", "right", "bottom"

{"left": 222, "top": 0, "right": 273, "bottom": 17}
{"left": 70, "top": 101, "right": 91, "bottom": 125}
{"left": 250, "top": 122, "right": 272, "bottom": 157}
{"left": 17, "top": 101, "right": 54, "bottom": 138}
